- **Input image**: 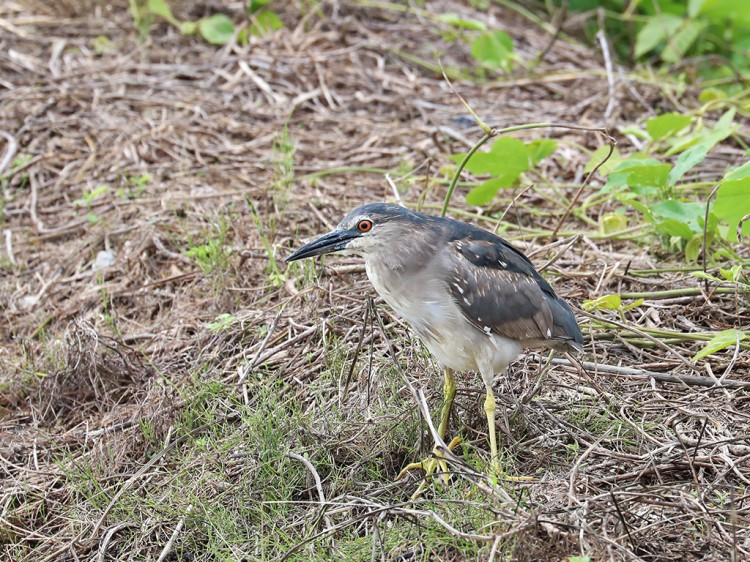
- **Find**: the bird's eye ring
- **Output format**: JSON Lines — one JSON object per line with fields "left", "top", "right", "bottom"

{"left": 357, "top": 219, "right": 373, "bottom": 232}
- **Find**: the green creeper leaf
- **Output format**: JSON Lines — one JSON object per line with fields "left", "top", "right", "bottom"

{"left": 651, "top": 200, "right": 705, "bottom": 235}
{"left": 454, "top": 137, "right": 529, "bottom": 176}
{"left": 655, "top": 218, "right": 695, "bottom": 239}
{"left": 621, "top": 298, "right": 645, "bottom": 312}
{"left": 692, "top": 329, "right": 747, "bottom": 362}
{"left": 584, "top": 145, "right": 622, "bottom": 176}
{"left": 582, "top": 294, "right": 621, "bottom": 311}
{"left": 466, "top": 176, "right": 515, "bottom": 206}
{"left": 471, "top": 30, "right": 514, "bottom": 69}
{"left": 684, "top": 235, "right": 703, "bottom": 263}
{"left": 723, "top": 159, "right": 750, "bottom": 182}
{"left": 719, "top": 265, "right": 743, "bottom": 282}
{"left": 669, "top": 142, "right": 718, "bottom": 185}
{"left": 437, "top": 13, "right": 486, "bottom": 30}
{"left": 688, "top": 0, "right": 709, "bottom": 17}
{"left": 250, "top": 9, "right": 284, "bottom": 35}
{"left": 698, "top": 88, "right": 727, "bottom": 104}
{"left": 691, "top": 271, "right": 724, "bottom": 283}
{"left": 248, "top": 0, "right": 272, "bottom": 14}
{"left": 661, "top": 19, "right": 706, "bottom": 63}
{"left": 607, "top": 159, "right": 672, "bottom": 194}
{"left": 207, "top": 313, "right": 237, "bottom": 333}
{"left": 668, "top": 110, "right": 737, "bottom": 185}
{"left": 646, "top": 113, "right": 692, "bottom": 141}
{"left": 198, "top": 14, "right": 235, "bottom": 45}
{"left": 527, "top": 139, "right": 557, "bottom": 166}
{"left": 148, "top": 0, "right": 178, "bottom": 25}
{"left": 713, "top": 177, "right": 750, "bottom": 241}
{"left": 635, "top": 14, "right": 683, "bottom": 58}
{"left": 180, "top": 20, "right": 198, "bottom": 35}
{"left": 600, "top": 212, "right": 628, "bottom": 234}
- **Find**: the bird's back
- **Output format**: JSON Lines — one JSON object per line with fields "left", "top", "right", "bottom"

{"left": 428, "top": 214, "right": 583, "bottom": 353}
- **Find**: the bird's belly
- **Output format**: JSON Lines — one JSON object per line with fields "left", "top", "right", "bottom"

{"left": 367, "top": 263, "right": 520, "bottom": 374}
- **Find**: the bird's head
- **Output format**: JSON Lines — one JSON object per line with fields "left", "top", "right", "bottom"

{"left": 286, "top": 203, "right": 422, "bottom": 263}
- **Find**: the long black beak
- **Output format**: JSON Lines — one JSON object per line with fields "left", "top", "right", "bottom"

{"left": 286, "top": 229, "right": 358, "bottom": 262}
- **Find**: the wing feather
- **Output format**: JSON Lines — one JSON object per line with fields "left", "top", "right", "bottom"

{"left": 446, "top": 237, "right": 581, "bottom": 349}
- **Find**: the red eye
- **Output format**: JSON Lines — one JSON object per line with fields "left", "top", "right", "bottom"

{"left": 357, "top": 219, "right": 373, "bottom": 232}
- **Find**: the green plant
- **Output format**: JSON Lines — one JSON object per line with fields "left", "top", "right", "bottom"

{"left": 248, "top": 200, "right": 285, "bottom": 287}
{"left": 437, "top": 13, "right": 516, "bottom": 71}
{"left": 560, "top": 0, "right": 750, "bottom": 90}
{"left": 450, "top": 137, "right": 557, "bottom": 205}
{"left": 246, "top": 0, "right": 284, "bottom": 38}
{"left": 128, "top": 0, "right": 284, "bottom": 46}
{"left": 185, "top": 216, "right": 232, "bottom": 274}
{"left": 116, "top": 173, "right": 150, "bottom": 200}
{"left": 207, "top": 313, "right": 238, "bottom": 333}
{"left": 74, "top": 184, "right": 110, "bottom": 224}
{"left": 271, "top": 123, "right": 294, "bottom": 214}
{"left": 588, "top": 108, "right": 749, "bottom": 261}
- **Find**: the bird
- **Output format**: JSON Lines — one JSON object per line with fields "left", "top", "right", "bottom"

{"left": 286, "top": 202, "right": 583, "bottom": 486}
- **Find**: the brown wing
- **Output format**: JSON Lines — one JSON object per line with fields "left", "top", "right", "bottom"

{"left": 446, "top": 238, "right": 581, "bottom": 349}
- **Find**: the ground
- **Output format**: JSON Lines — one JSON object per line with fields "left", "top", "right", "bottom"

{"left": 1, "top": 1, "right": 749, "bottom": 561}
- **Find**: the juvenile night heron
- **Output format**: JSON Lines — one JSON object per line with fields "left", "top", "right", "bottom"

{"left": 286, "top": 203, "right": 583, "bottom": 482}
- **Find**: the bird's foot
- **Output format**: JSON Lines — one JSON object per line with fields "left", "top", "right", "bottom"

{"left": 396, "top": 436, "right": 463, "bottom": 498}
{"left": 489, "top": 459, "right": 536, "bottom": 484}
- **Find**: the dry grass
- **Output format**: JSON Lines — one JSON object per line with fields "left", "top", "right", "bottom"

{"left": 1, "top": 1, "right": 749, "bottom": 560}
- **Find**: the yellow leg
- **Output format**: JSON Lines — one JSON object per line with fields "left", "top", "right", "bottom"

{"left": 484, "top": 387, "right": 500, "bottom": 475}
{"left": 397, "top": 368, "right": 462, "bottom": 494}
{"left": 484, "top": 385, "right": 534, "bottom": 482}
{"left": 437, "top": 368, "right": 456, "bottom": 440}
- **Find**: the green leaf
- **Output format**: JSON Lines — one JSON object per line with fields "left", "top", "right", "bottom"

{"left": 207, "top": 313, "right": 237, "bottom": 333}
{"left": 669, "top": 142, "right": 718, "bottom": 185}
{"left": 655, "top": 218, "right": 695, "bottom": 239}
{"left": 621, "top": 298, "right": 645, "bottom": 312}
{"left": 527, "top": 139, "right": 557, "bottom": 166}
{"left": 688, "top": 0, "right": 709, "bottom": 17}
{"left": 651, "top": 200, "right": 705, "bottom": 236}
{"left": 582, "top": 294, "right": 621, "bottom": 311}
{"left": 584, "top": 145, "right": 622, "bottom": 176}
{"left": 250, "top": 9, "right": 284, "bottom": 35}
{"left": 723, "top": 159, "right": 750, "bottom": 182}
{"left": 713, "top": 177, "right": 750, "bottom": 241}
{"left": 607, "top": 158, "right": 671, "bottom": 193}
{"left": 668, "top": 110, "right": 737, "bottom": 185}
{"left": 148, "top": 0, "right": 178, "bottom": 25}
{"left": 719, "top": 265, "right": 742, "bottom": 282}
{"left": 684, "top": 235, "right": 703, "bottom": 263}
{"left": 198, "top": 14, "right": 235, "bottom": 45}
{"left": 454, "top": 137, "right": 529, "bottom": 176}
{"left": 437, "top": 13, "right": 486, "bottom": 30}
{"left": 698, "top": 87, "right": 727, "bottom": 104}
{"left": 646, "top": 113, "right": 692, "bottom": 141}
{"left": 635, "top": 14, "right": 683, "bottom": 58}
{"left": 180, "top": 20, "right": 198, "bottom": 35}
{"left": 248, "top": 0, "right": 272, "bottom": 14}
{"left": 466, "top": 175, "right": 516, "bottom": 206}
{"left": 600, "top": 212, "right": 628, "bottom": 234}
{"left": 690, "top": 270, "right": 724, "bottom": 283}
{"left": 471, "top": 30, "right": 514, "bottom": 69}
{"left": 692, "top": 329, "right": 747, "bottom": 361}
{"left": 661, "top": 19, "right": 706, "bottom": 63}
